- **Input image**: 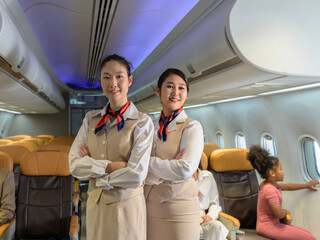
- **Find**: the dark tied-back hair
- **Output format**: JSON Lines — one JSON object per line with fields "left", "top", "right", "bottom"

{"left": 100, "top": 54, "right": 133, "bottom": 77}
{"left": 247, "top": 145, "right": 279, "bottom": 179}
{"left": 157, "top": 68, "right": 189, "bottom": 92}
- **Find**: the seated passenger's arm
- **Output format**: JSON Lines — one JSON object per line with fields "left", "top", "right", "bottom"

{"left": 0, "top": 171, "right": 15, "bottom": 225}
{"left": 207, "top": 173, "right": 222, "bottom": 220}
{"left": 269, "top": 203, "right": 289, "bottom": 219}
{"left": 265, "top": 186, "right": 288, "bottom": 219}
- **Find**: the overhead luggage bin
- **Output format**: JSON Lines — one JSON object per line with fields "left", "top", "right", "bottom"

{"left": 227, "top": 0, "right": 320, "bottom": 77}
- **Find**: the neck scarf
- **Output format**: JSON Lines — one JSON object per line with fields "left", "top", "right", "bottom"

{"left": 158, "top": 107, "right": 183, "bottom": 141}
{"left": 95, "top": 101, "right": 130, "bottom": 134}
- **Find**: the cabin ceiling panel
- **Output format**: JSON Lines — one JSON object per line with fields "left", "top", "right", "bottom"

{"left": 18, "top": 0, "right": 94, "bottom": 88}
{"left": 104, "top": 0, "right": 200, "bottom": 72}
{"left": 17, "top": 0, "right": 200, "bottom": 90}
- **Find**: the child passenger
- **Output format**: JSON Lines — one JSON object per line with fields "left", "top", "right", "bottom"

{"left": 69, "top": 54, "right": 154, "bottom": 240}
{"left": 144, "top": 68, "right": 204, "bottom": 240}
{"left": 247, "top": 145, "right": 318, "bottom": 240}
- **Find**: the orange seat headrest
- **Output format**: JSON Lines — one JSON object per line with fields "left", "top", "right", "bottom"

{"left": 0, "top": 151, "right": 14, "bottom": 171}
{"left": 37, "top": 135, "right": 55, "bottom": 141}
{"left": 200, "top": 152, "right": 208, "bottom": 170}
{"left": 210, "top": 148, "right": 253, "bottom": 172}
{"left": 37, "top": 144, "right": 71, "bottom": 153}
{"left": 20, "top": 150, "right": 70, "bottom": 176}
{"left": 203, "top": 143, "right": 220, "bottom": 159}
{"left": 10, "top": 141, "right": 37, "bottom": 152}
{"left": 0, "top": 139, "right": 12, "bottom": 146}
{"left": 0, "top": 145, "right": 29, "bottom": 164}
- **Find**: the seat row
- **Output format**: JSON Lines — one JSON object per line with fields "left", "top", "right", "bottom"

{"left": 201, "top": 143, "right": 292, "bottom": 240}
{"left": 0, "top": 135, "right": 79, "bottom": 240}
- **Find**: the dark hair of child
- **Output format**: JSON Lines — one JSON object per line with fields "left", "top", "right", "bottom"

{"left": 247, "top": 145, "right": 279, "bottom": 179}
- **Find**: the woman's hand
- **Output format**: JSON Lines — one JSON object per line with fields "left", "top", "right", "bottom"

{"left": 198, "top": 191, "right": 203, "bottom": 200}
{"left": 105, "top": 161, "right": 128, "bottom": 173}
{"left": 307, "top": 179, "right": 319, "bottom": 191}
{"left": 201, "top": 215, "right": 213, "bottom": 224}
{"left": 175, "top": 148, "right": 186, "bottom": 160}
{"left": 79, "top": 144, "right": 91, "bottom": 157}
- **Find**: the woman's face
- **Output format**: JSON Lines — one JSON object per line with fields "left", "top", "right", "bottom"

{"left": 100, "top": 60, "right": 132, "bottom": 107}
{"left": 157, "top": 74, "right": 187, "bottom": 116}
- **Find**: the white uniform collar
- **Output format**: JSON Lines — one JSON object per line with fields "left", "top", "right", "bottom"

{"left": 153, "top": 109, "right": 187, "bottom": 133}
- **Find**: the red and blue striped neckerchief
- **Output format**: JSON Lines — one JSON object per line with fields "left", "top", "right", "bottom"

{"left": 158, "top": 107, "right": 183, "bottom": 142}
{"left": 95, "top": 101, "right": 130, "bottom": 134}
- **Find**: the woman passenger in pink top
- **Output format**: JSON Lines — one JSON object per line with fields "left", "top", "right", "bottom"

{"left": 247, "top": 145, "right": 318, "bottom": 240}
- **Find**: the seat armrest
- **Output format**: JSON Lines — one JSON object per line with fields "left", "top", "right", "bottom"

{"left": 69, "top": 215, "right": 79, "bottom": 240}
{"left": 74, "top": 180, "right": 79, "bottom": 193}
{"left": 218, "top": 212, "right": 240, "bottom": 240}
{"left": 72, "top": 192, "right": 80, "bottom": 213}
{"left": 0, "top": 218, "right": 15, "bottom": 240}
{"left": 280, "top": 213, "right": 293, "bottom": 225}
{"left": 286, "top": 213, "right": 293, "bottom": 221}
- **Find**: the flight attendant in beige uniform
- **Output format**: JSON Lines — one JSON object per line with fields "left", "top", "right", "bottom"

{"left": 69, "top": 54, "right": 154, "bottom": 240}
{"left": 145, "top": 68, "right": 204, "bottom": 240}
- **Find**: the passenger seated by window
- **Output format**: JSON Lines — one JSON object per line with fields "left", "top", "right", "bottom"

{"left": 0, "top": 168, "right": 15, "bottom": 225}
{"left": 193, "top": 164, "right": 228, "bottom": 240}
{"left": 247, "top": 145, "right": 318, "bottom": 240}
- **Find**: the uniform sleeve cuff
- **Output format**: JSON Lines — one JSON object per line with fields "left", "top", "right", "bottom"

{"left": 96, "top": 175, "right": 114, "bottom": 190}
{"left": 91, "top": 160, "right": 110, "bottom": 177}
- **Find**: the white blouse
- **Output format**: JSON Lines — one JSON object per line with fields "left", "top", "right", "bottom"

{"left": 69, "top": 102, "right": 154, "bottom": 190}
{"left": 147, "top": 110, "right": 204, "bottom": 184}
{"left": 196, "top": 169, "right": 222, "bottom": 220}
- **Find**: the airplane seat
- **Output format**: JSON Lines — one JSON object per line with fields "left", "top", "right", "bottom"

{"left": 37, "top": 144, "right": 71, "bottom": 153}
{"left": 210, "top": 148, "right": 271, "bottom": 240}
{"left": 203, "top": 143, "right": 220, "bottom": 170}
{"left": 16, "top": 150, "right": 78, "bottom": 240}
{"left": 10, "top": 141, "right": 38, "bottom": 152}
{"left": 199, "top": 152, "right": 240, "bottom": 240}
{"left": 22, "top": 138, "right": 42, "bottom": 146}
{"left": 51, "top": 135, "right": 76, "bottom": 146}
{"left": 34, "top": 145, "right": 79, "bottom": 213}
{"left": 200, "top": 152, "right": 208, "bottom": 170}
{"left": 14, "top": 135, "right": 31, "bottom": 140}
{"left": 35, "top": 137, "right": 51, "bottom": 145}
{"left": 0, "top": 152, "right": 13, "bottom": 171}
{"left": 0, "top": 152, "right": 16, "bottom": 240}
{"left": 0, "top": 140, "right": 12, "bottom": 146}
{"left": 36, "top": 134, "right": 55, "bottom": 141}
{"left": 2, "top": 137, "right": 23, "bottom": 142}
{"left": 0, "top": 145, "right": 29, "bottom": 197}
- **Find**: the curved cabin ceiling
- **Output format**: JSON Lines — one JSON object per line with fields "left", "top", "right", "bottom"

{"left": 1, "top": 0, "right": 320, "bottom": 114}
{"left": 18, "top": 0, "right": 200, "bottom": 90}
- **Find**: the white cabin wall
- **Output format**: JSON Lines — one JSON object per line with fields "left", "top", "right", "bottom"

{"left": 7, "top": 104, "right": 69, "bottom": 137}
{"left": 0, "top": 112, "right": 15, "bottom": 138}
{"left": 184, "top": 87, "right": 320, "bottom": 238}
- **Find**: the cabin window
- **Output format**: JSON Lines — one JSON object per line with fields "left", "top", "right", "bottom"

{"left": 235, "top": 132, "right": 247, "bottom": 149}
{"left": 301, "top": 136, "right": 320, "bottom": 179}
{"left": 216, "top": 132, "right": 225, "bottom": 149}
{"left": 261, "top": 134, "right": 277, "bottom": 156}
